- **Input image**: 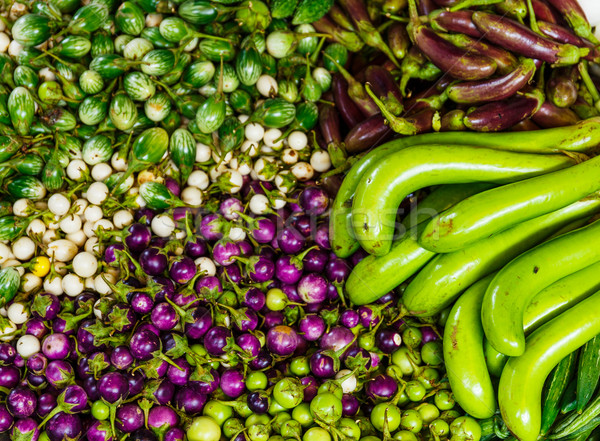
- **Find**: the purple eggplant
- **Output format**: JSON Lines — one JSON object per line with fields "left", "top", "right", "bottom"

{"left": 98, "top": 371, "right": 129, "bottom": 403}
{"left": 465, "top": 89, "right": 544, "bottom": 131}
{"left": 544, "top": 0, "right": 598, "bottom": 44}
{"left": 365, "top": 374, "right": 399, "bottom": 400}
{"left": 441, "top": 32, "right": 518, "bottom": 75}
{"left": 0, "top": 365, "right": 20, "bottom": 389}
{"left": 299, "top": 315, "right": 326, "bottom": 341}
{"left": 546, "top": 66, "right": 579, "bottom": 108}
{"left": 221, "top": 369, "right": 246, "bottom": 398}
{"left": 0, "top": 408, "right": 14, "bottom": 435}
{"left": 332, "top": 74, "right": 365, "bottom": 128}
{"left": 321, "top": 326, "right": 354, "bottom": 351}
{"left": 151, "top": 303, "right": 178, "bottom": 331}
{"left": 447, "top": 57, "right": 537, "bottom": 104}
{"left": 310, "top": 350, "right": 337, "bottom": 378}
{"left": 408, "top": 0, "right": 497, "bottom": 81}
{"left": 125, "top": 223, "right": 152, "bottom": 254}
{"left": 46, "top": 360, "right": 74, "bottom": 388}
{"left": 532, "top": 0, "right": 559, "bottom": 23}
{"left": 266, "top": 325, "right": 298, "bottom": 356}
{"left": 174, "top": 387, "right": 207, "bottom": 415}
{"left": 46, "top": 412, "right": 82, "bottom": 441}
{"left": 167, "top": 357, "right": 191, "bottom": 386}
{"left": 87, "top": 420, "right": 114, "bottom": 441}
{"left": 388, "top": 23, "right": 411, "bottom": 60}
{"left": 343, "top": 114, "right": 394, "bottom": 153}
{"left": 319, "top": 102, "right": 342, "bottom": 148}
{"left": 472, "top": 11, "right": 588, "bottom": 66}
{"left": 375, "top": 328, "right": 403, "bottom": 353}
{"left": 338, "top": 0, "right": 399, "bottom": 66}
{"left": 7, "top": 387, "right": 37, "bottom": 418}
{"left": 204, "top": 326, "right": 232, "bottom": 355}
{"left": 297, "top": 273, "right": 328, "bottom": 304}
{"left": 129, "top": 328, "right": 160, "bottom": 360}
{"left": 430, "top": 9, "right": 482, "bottom": 37}
{"left": 342, "top": 394, "right": 360, "bottom": 416}
{"left": 532, "top": 101, "right": 580, "bottom": 128}
{"left": 365, "top": 65, "right": 404, "bottom": 115}
{"left": 538, "top": 20, "right": 589, "bottom": 47}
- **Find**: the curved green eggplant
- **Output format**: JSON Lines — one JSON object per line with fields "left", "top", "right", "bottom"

{"left": 8, "top": 87, "right": 35, "bottom": 136}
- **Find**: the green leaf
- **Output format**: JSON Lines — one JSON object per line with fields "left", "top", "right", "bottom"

{"left": 291, "top": 0, "right": 334, "bottom": 25}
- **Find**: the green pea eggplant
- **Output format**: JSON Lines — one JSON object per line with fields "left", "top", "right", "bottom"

{"left": 8, "top": 87, "right": 35, "bottom": 136}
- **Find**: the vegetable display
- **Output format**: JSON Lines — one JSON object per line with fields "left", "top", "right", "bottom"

{"left": 2, "top": 0, "right": 600, "bottom": 441}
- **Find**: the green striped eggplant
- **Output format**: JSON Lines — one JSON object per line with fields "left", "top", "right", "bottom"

{"left": 105, "top": 172, "right": 134, "bottom": 195}
{"left": 6, "top": 176, "right": 46, "bottom": 200}
{"left": 8, "top": 87, "right": 35, "bottom": 136}
{"left": 140, "top": 27, "right": 178, "bottom": 49}
{"left": 82, "top": 135, "right": 113, "bottom": 165}
{"left": 296, "top": 24, "right": 319, "bottom": 55}
{"left": 123, "top": 37, "right": 155, "bottom": 60}
{"left": 173, "top": 94, "right": 205, "bottom": 120}
{"left": 8, "top": 154, "right": 44, "bottom": 176}
{"left": 294, "top": 101, "right": 318, "bottom": 130}
{"left": 73, "top": 124, "right": 97, "bottom": 140}
{"left": 78, "top": 94, "right": 109, "bottom": 126}
{"left": 15, "top": 48, "right": 50, "bottom": 71}
{"left": 109, "top": 92, "right": 138, "bottom": 131}
{"left": 52, "top": 0, "right": 80, "bottom": 13}
{"left": 58, "top": 134, "right": 83, "bottom": 159}
{"left": 251, "top": 98, "right": 296, "bottom": 128}
{"left": 51, "top": 35, "right": 92, "bottom": 58}
{"left": 42, "top": 153, "right": 65, "bottom": 192}
{"left": 159, "top": 16, "right": 196, "bottom": 43}
{"left": 56, "top": 75, "right": 86, "bottom": 102}
{"left": 217, "top": 116, "right": 244, "bottom": 152}
{"left": 139, "top": 181, "right": 185, "bottom": 210}
{"left": 68, "top": 3, "right": 110, "bottom": 35}
{"left": 38, "top": 81, "right": 65, "bottom": 104}
{"left": 116, "top": 1, "right": 146, "bottom": 35}
{"left": 123, "top": 71, "right": 156, "bottom": 101}
{"left": 32, "top": 1, "right": 63, "bottom": 20}
{"left": 169, "top": 127, "right": 196, "bottom": 184}
{"left": 132, "top": 127, "right": 170, "bottom": 165}
{"left": 278, "top": 80, "right": 299, "bottom": 103}
{"left": 0, "top": 267, "right": 20, "bottom": 304}
{"left": 41, "top": 107, "right": 77, "bottom": 131}
{"left": 178, "top": 0, "right": 220, "bottom": 25}
{"left": 141, "top": 49, "right": 176, "bottom": 76}
{"left": 182, "top": 60, "right": 216, "bottom": 88}
{"left": 195, "top": 92, "right": 226, "bottom": 133}
{"left": 199, "top": 39, "right": 236, "bottom": 62}
{"left": 13, "top": 66, "right": 39, "bottom": 91}
{"left": 0, "top": 94, "right": 11, "bottom": 125}
{"left": 115, "top": 34, "right": 136, "bottom": 53}
{"left": 229, "top": 89, "right": 252, "bottom": 114}
{"left": 235, "top": 0, "right": 271, "bottom": 32}
{"left": 144, "top": 92, "right": 172, "bottom": 122}
{"left": 235, "top": 46, "right": 263, "bottom": 86}
{"left": 301, "top": 73, "right": 322, "bottom": 102}
{"left": 11, "top": 14, "right": 53, "bottom": 47}
{"left": 161, "top": 52, "right": 192, "bottom": 85}
{"left": 220, "top": 63, "right": 239, "bottom": 93}
{"left": 0, "top": 54, "right": 16, "bottom": 90}
{"left": 261, "top": 52, "right": 277, "bottom": 76}
{"left": 160, "top": 111, "right": 181, "bottom": 134}
{"left": 89, "top": 54, "right": 134, "bottom": 79}
{"left": 91, "top": 31, "right": 116, "bottom": 57}
{"left": 79, "top": 70, "right": 105, "bottom": 95}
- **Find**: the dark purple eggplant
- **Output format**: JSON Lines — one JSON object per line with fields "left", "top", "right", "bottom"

{"left": 510, "top": 119, "right": 541, "bottom": 131}
{"left": 544, "top": 0, "right": 598, "bottom": 44}
{"left": 531, "top": 0, "right": 559, "bottom": 23}
{"left": 447, "top": 57, "right": 536, "bottom": 104}
{"left": 417, "top": 0, "right": 437, "bottom": 14}
{"left": 441, "top": 33, "right": 518, "bottom": 75}
{"left": 472, "top": 11, "right": 588, "bottom": 66}
{"left": 365, "top": 65, "right": 404, "bottom": 114}
{"left": 344, "top": 114, "right": 394, "bottom": 153}
{"left": 538, "top": 21, "right": 600, "bottom": 62}
{"left": 313, "top": 17, "right": 365, "bottom": 52}
{"left": 464, "top": 89, "right": 544, "bottom": 131}
{"left": 431, "top": 0, "right": 459, "bottom": 6}
{"left": 332, "top": 74, "right": 364, "bottom": 127}
{"left": 440, "top": 109, "right": 467, "bottom": 131}
{"left": 328, "top": 59, "right": 379, "bottom": 117}
{"left": 405, "top": 107, "right": 439, "bottom": 133}
{"left": 546, "top": 66, "right": 579, "bottom": 108}
{"left": 532, "top": 101, "right": 580, "bottom": 128}
{"left": 429, "top": 10, "right": 482, "bottom": 38}
{"left": 388, "top": 23, "right": 411, "bottom": 60}
{"left": 319, "top": 103, "right": 342, "bottom": 146}
{"left": 338, "top": 0, "right": 400, "bottom": 66}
